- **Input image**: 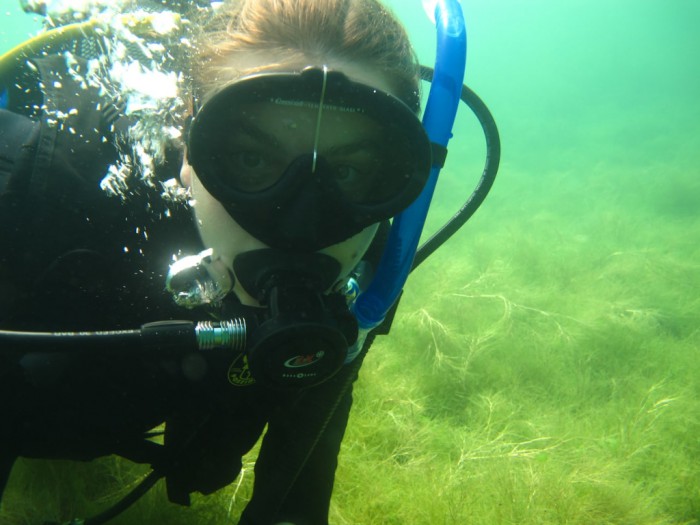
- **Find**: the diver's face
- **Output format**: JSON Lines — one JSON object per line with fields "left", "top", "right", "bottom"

{"left": 182, "top": 58, "right": 397, "bottom": 306}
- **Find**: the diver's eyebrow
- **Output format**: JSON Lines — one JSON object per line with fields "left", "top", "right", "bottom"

{"left": 231, "top": 119, "right": 281, "bottom": 148}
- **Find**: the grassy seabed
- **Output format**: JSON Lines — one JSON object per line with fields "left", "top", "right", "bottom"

{"left": 328, "top": 158, "right": 700, "bottom": 524}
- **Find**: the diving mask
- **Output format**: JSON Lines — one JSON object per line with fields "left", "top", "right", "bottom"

{"left": 186, "top": 67, "right": 432, "bottom": 252}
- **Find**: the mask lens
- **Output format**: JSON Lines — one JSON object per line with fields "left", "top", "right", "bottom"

{"left": 188, "top": 69, "right": 432, "bottom": 236}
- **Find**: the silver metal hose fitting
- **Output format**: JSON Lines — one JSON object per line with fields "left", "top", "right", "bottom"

{"left": 195, "top": 318, "right": 247, "bottom": 351}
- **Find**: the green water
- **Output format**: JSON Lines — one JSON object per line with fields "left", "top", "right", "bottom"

{"left": 2, "top": 1, "right": 699, "bottom": 523}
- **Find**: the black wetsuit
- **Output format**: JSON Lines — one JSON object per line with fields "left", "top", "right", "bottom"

{"left": 0, "top": 54, "right": 382, "bottom": 525}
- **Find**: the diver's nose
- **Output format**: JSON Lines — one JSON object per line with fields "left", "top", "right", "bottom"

{"left": 274, "top": 154, "right": 331, "bottom": 250}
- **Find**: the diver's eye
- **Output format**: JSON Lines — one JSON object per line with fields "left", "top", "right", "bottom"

{"left": 223, "top": 150, "right": 280, "bottom": 191}
{"left": 334, "top": 165, "right": 362, "bottom": 185}
{"left": 231, "top": 151, "right": 266, "bottom": 170}
{"left": 331, "top": 161, "right": 377, "bottom": 201}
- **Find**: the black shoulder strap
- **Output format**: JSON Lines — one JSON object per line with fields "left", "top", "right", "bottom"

{"left": 25, "top": 54, "right": 118, "bottom": 199}
{"left": 0, "top": 109, "right": 39, "bottom": 194}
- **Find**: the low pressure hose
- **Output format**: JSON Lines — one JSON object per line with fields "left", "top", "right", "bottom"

{"left": 412, "top": 68, "right": 501, "bottom": 269}
{"left": 0, "top": 319, "right": 247, "bottom": 354}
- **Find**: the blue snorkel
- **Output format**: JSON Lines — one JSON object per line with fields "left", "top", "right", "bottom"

{"left": 349, "top": 0, "right": 467, "bottom": 359}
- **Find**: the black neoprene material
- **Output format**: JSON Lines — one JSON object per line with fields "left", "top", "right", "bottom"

{"left": 0, "top": 110, "right": 39, "bottom": 192}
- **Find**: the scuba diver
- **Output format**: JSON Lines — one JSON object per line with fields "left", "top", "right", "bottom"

{"left": 0, "top": 0, "right": 499, "bottom": 523}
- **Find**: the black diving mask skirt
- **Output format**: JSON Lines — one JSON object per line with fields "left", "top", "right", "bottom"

{"left": 187, "top": 67, "right": 432, "bottom": 252}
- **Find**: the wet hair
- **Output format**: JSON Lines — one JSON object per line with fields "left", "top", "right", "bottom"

{"left": 187, "top": 0, "right": 420, "bottom": 112}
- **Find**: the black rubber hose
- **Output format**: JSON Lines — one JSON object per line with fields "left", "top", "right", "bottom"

{"left": 0, "top": 320, "right": 197, "bottom": 354}
{"left": 412, "top": 66, "right": 501, "bottom": 270}
{"left": 0, "top": 328, "right": 141, "bottom": 350}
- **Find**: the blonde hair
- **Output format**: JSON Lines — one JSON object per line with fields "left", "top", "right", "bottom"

{"left": 188, "top": 0, "right": 420, "bottom": 111}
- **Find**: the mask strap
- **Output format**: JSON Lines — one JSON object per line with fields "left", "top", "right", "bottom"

{"left": 311, "top": 65, "right": 329, "bottom": 173}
